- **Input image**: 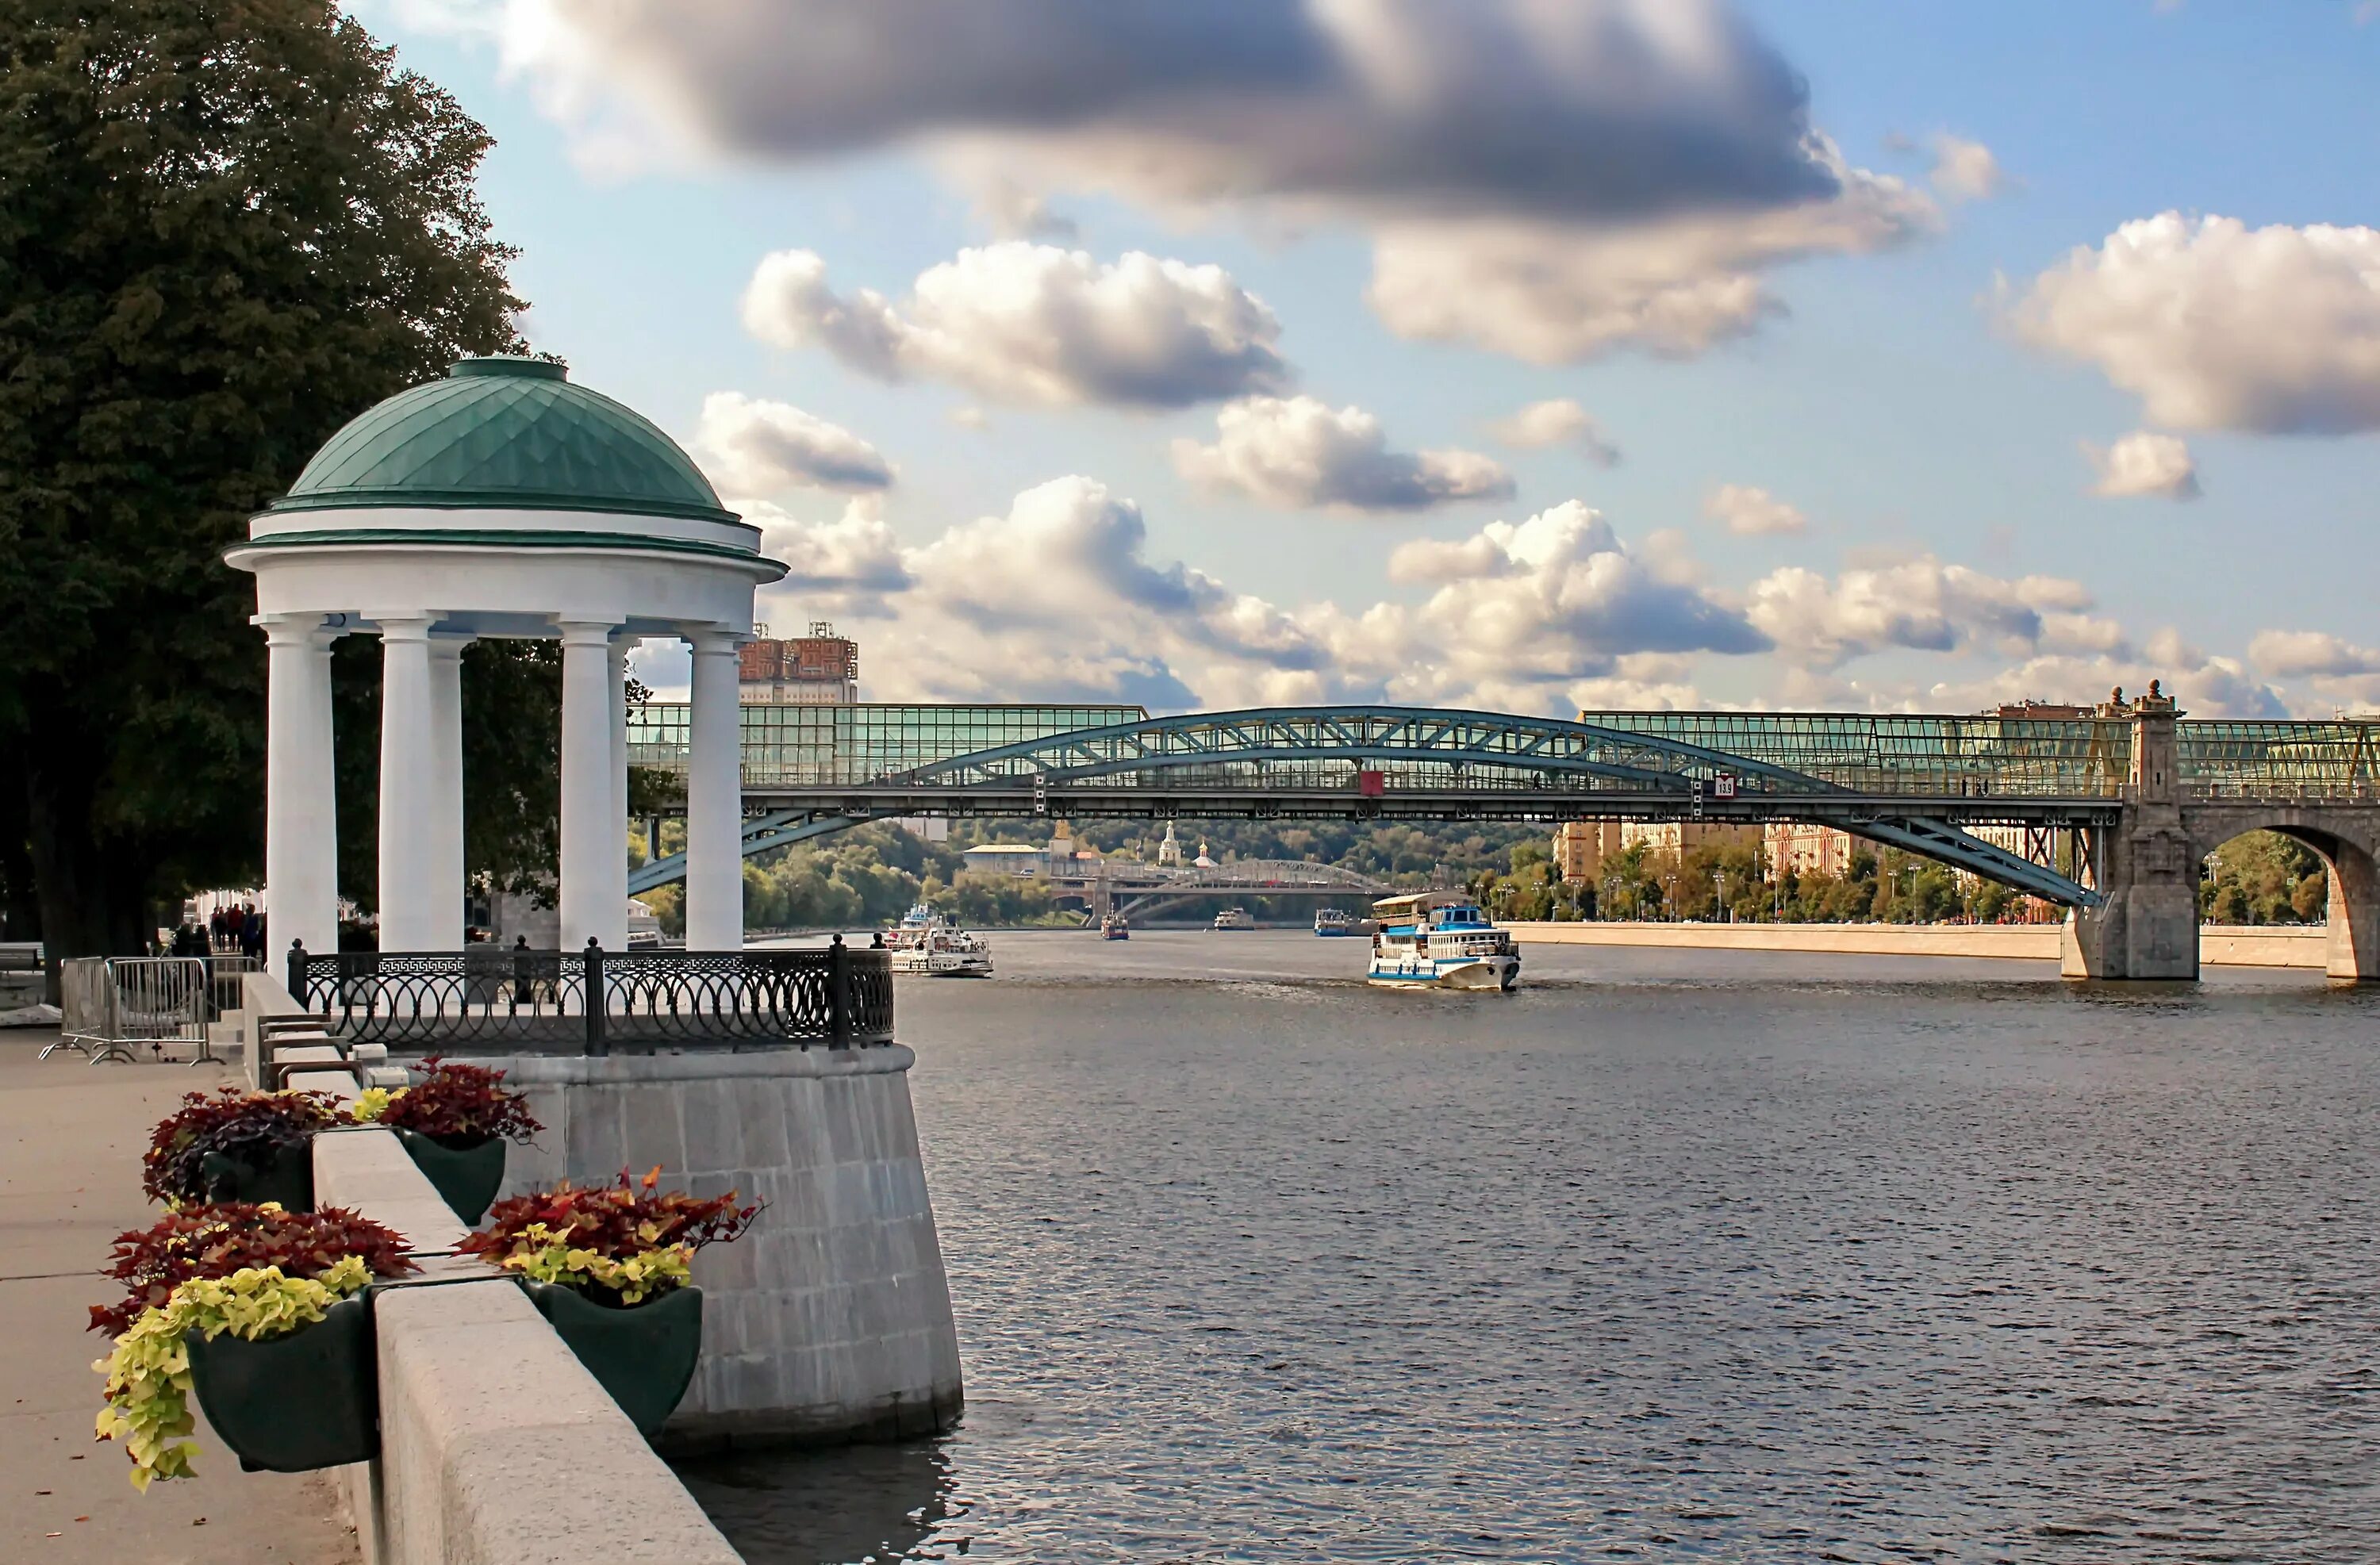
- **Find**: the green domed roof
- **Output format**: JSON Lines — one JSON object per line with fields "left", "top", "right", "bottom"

{"left": 270, "top": 358, "right": 736, "bottom": 524}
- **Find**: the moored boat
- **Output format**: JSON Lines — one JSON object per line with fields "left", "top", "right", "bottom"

{"left": 1365, "top": 893, "right": 1520, "bottom": 991}
{"left": 886, "top": 903, "right": 994, "bottom": 977}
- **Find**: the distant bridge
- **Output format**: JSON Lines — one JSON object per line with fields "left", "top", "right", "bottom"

{"left": 624, "top": 699, "right": 2380, "bottom": 980}
{"left": 1039, "top": 857, "right": 1417, "bottom": 923}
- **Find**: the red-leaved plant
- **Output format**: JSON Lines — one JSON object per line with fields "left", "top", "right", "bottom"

{"left": 143, "top": 1089, "right": 344, "bottom": 1207}
{"left": 88, "top": 1203, "right": 420, "bottom": 1339}
{"left": 369, "top": 1057, "right": 543, "bottom": 1147}
{"left": 456, "top": 1168, "right": 759, "bottom": 1307}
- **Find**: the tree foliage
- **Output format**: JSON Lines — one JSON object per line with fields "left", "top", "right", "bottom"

{"left": 2198, "top": 830, "right": 2327, "bottom": 926}
{"left": 0, "top": 0, "right": 528, "bottom": 958}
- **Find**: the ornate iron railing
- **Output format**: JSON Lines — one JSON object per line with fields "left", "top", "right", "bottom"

{"left": 285, "top": 939, "right": 895, "bottom": 1054}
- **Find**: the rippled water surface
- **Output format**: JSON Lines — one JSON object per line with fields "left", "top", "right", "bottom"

{"left": 680, "top": 933, "right": 2379, "bottom": 1563}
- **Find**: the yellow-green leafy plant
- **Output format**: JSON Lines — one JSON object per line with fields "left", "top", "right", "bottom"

{"left": 88, "top": 1204, "right": 416, "bottom": 1488}
{"left": 457, "top": 1167, "right": 758, "bottom": 1307}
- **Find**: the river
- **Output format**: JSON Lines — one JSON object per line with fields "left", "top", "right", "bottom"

{"left": 678, "top": 931, "right": 2379, "bottom": 1563}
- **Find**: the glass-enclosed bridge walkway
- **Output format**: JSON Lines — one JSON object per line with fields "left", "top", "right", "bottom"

{"left": 624, "top": 703, "right": 2380, "bottom": 908}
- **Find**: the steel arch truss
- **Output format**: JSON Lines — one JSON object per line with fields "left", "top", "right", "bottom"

{"left": 631, "top": 706, "right": 2105, "bottom": 906}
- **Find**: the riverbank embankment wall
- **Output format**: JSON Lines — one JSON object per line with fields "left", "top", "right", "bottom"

{"left": 1505, "top": 921, "right": 2326, "bottom": 968}
{"left": 490, "top": 1045, "right": 964, "bottom": 1450}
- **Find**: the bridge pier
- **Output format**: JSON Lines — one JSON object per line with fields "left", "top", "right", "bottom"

{"left": 2062, "top": 687, "right": 2199, "bottom": 982}
{"left": 2324, "top": 848, "right": 2380, "bottom": 982}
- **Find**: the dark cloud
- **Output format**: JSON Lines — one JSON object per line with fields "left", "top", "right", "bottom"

{"left": 538, "top": 0, "right": 1839, "bottom": 222}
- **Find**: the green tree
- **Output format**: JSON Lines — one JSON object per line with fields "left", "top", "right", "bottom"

{"left": 0, "top": 0, "right": 528, "bottom": 962}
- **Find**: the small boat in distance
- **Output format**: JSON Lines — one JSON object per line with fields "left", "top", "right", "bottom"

{"left": 886, "top": 903, "right": 994, "bottom": 977}
{"left": 1313, "top": 908, "right": 1359, "bottom": 937}
{"left": 1211, "top": 907, "right": 1255, "bottom": 930}
{"left": 1100, "top": 913, "right": 1130, "bottom": 940}
{"left": 1365, "top": 893, "right": 1520, "bottom": 992}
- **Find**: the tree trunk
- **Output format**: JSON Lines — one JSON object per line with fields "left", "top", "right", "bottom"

{"left": 22, "top": 740, "right": 156, "bottom": 1002}
{"left": 0, "top": 769, "right": 37, "bottom": 946}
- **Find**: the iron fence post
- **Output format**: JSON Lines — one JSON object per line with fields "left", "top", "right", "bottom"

{"left": 585, "top": 938, "right": 608, "bottom": 1057}
{"left": 286, "top": 940, "right": 306, "bottom": 1007}
{"left": 829, "top": 934, "right": 852, "bottom": 1049}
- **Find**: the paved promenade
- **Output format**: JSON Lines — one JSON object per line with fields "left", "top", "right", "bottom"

{"left": 0, "top": 1030, "right": 357, "bottom": 1563}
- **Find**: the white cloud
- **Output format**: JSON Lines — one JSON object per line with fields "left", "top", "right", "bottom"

{"left": 1374, "top": 499, "right": 1768, "bottom": 659}
{"left": 1488, "top": 398, "right": 1620, "bottom": 466}
{"left": 1917, "top": 650, "right": 2286, "bottom": 719}
{"left": 739, "top": 244, "right": 1289, "bottom": 409}
{"left": 2082, "top": 431, "right": 2200, "bottom": 500}
{"left": 1745, "top": 558, "right": 2097, "bottom": 669}
{"left": 1929, "top": 134, "right": 2006, "bottom": 203}
{"left": 742, "top": 496, "right": 912, "bottom": 599}
{"left": 759, "top": 477, "right": 1333, "bottom": 711}
{"left": 1172, "top": 397, "right": 1514, "bottom": 512}
{"left": 735, "top": 477, "right": 2340, "bottom": 722}
{"left": 2008, "top": 213, "right": 2380, "bottom": 434}
{"left": 1702, "top": 482, "right": 1808, "bottom": 536}
{"left": 2249, "top": 629, "right": 2380, "bottom": 677}
{"left": 971, "top": 177, "right": 1077, "bottom": 240}
{"left": 948, "top": 405, "right": 988, "bottom": 430}
{"left": 473, "top": 0, "right": 1932, "bottom": 363}
{"left": 1365, "top": 148, "right": 1934, "bottom": 361}
{"left": 690, "top": 392, "right": 893, "bottom": 496}
{"left": 753, "top": 483, "right": 1763, "bottom": 714}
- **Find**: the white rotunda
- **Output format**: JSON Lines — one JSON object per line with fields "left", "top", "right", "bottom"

{"left": 226, "top": 356, "right": 785, "bottom": 957}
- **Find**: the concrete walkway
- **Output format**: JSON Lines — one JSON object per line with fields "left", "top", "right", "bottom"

{"left": 0, "top": 1030, "right": 358, "bottom": 1563}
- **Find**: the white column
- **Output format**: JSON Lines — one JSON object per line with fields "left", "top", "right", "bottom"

{"left": 608, "top": 638, "right": 631, "bottom": 944}
{"left": 426, "top": 635, "right": 470, "bottom": 947}
{"left": 262, "top": 616, "right": 340, "bottom": 962}
{"left": 376, "top": 616, "right": 440, "bottom": 950}
{"left": 685, "top": 629, "right": 746, "bottom": 951}
{"left": 558, "top": 619, "right": 623, "bottom": 949}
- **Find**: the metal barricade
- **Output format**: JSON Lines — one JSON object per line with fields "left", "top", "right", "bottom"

{"left": 45, "top": 956, "right": 217, "bottom": 1065}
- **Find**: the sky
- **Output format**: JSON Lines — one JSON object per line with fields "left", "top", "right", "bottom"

{"left": 357, "top": 0, "right": 2380, "bottom": 719}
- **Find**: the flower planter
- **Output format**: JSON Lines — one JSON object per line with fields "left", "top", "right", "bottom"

{"left": 198, "top": 1142, "right": 314, "bottom": 1212}
{"left": 527, "top": 1282, "right": 703, "bottom": 1437}
{"left": 184, "top": 1293, "right": 377, "bottom": 1471}
{"left": 392, "top": 1128, "right": 506, "bottom": 1224}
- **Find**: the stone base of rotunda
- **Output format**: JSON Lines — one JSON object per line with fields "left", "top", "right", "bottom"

{"left": 486, "top": 1045, "right": 964, "bottom": 1448}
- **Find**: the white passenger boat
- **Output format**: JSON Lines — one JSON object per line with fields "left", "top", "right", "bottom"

{"left": 1365, "top": 893, "right": 1520, "bottom": 991}
{"left": 885, "top": 904, "right": 993, "bottom": 977}
{"left": 1211, "top": 907, "right": 1255, "bottom": 930}
{"left": 1313, "top": 908, "right": 1358, "bottom": 937}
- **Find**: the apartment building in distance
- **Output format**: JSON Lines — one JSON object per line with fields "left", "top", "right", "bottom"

{"left": 1551, "top": 819, "right": 1765, "bottom": 882}
{"left": 739, "top": 621, "right": 860, "bottom": 704}
{"left": 1765, "top": 822, "right": 1856, "bottom": 879}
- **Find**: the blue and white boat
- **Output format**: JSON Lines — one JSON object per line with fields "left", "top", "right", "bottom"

{"left": 1365, "top": 894, "right": 1520, "bottom": 991}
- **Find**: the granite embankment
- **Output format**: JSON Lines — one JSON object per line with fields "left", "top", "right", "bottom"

{"left": 1504, "top": 922, "right": 2325, "bottom": 968}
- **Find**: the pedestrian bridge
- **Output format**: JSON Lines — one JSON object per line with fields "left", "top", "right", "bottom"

{"left": 625, "top": 700, "right": 2380, "bottom": 920}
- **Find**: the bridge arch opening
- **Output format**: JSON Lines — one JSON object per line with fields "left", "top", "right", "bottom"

{"left": 2194, "top": 820, "right": 2380, "bottom": 982}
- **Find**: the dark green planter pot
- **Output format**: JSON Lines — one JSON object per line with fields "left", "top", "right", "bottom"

{"left": 528, "top": 1283, "right": 703, "bottom": 1437}
{"left": 198, "top": 1142, "right": 314, "bottom": 1212}
{"left": 186, "top": 1293, "right": 377, "bottom": 1472}
{"left": 392, "top": 1129, "right": 507, "bottom": 1225}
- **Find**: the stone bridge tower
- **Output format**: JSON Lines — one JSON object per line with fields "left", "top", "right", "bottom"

{"left": 2062, "top": 685, "right": 2198, "bottom": 980}
{"left": 2063, "top": 683, "right": 2380, "bottom": 982}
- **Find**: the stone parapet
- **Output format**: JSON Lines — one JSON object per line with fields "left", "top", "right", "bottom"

{"left": 371, "top": 1280, "right": 741, "bottom": 1565}
{"left": 309, "top": 1129, "right": 741, "bottom": 1564}
{"left": 487, "top": 1044, "right": 963, "bottom": 1450}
